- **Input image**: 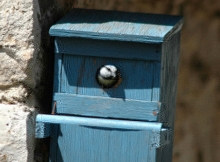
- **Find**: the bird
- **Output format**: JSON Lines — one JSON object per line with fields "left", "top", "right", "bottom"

{"left": 96, "top": 65, "right": 122, "bottom": 88}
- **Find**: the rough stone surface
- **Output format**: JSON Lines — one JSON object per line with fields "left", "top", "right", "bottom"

{"left": 0, "top": 104, "right": 35, "bottom": 162}
{"left": 0, "top": 0, "right": 60, "bottom": 161}
{"left": 0, "top": 0, "right": 34, "bottom": 104}
{"left": 0, "top": 1, "right": 36, "bottom": 161}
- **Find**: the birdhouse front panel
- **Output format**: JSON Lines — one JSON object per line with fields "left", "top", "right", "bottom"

{"left": 43, "top": 8, "right": 183, "bottom": 162}
{"left": 53, "top": 37, "right": 161, "bottom": 121}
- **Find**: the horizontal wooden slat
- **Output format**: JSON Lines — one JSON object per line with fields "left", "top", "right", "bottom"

{"left": 55, "top": 37, "right": 161, "bottom": 61}
{"left": 54, "top": 93, "right": 161, "bottom": 121}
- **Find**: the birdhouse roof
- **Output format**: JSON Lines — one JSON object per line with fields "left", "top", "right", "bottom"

{"left": 50, "top": 9, "right": 183, "bottom": 43}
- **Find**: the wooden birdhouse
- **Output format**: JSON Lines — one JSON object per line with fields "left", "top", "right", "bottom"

{"left": 35, "top": 9, "right": 183, "bottom": 162}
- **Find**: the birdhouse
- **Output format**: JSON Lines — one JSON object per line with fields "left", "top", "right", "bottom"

{"left": 35, "top": 9, "right": 183, "bottom": 162}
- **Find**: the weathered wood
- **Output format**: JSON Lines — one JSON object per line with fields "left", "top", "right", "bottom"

{"left": 54, "top": 93, "right": 161, "bottom": 121}
{"left": 161, "top": 31, "right": 181, "bottom": 128}
{"left": 158, "top": 30, "right": 181, "bottom": 162}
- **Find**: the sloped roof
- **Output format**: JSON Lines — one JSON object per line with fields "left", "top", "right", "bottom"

{"left": 50, "top": 9, "right": 183, "bottom": 43}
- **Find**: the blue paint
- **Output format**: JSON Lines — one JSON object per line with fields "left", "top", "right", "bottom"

{"left": 55, "top": 37, "right": 161, "bottom": 61}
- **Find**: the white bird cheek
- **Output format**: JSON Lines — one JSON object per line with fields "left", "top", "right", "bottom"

{"left": 100, "top": 68, "right": 110, "bottom": 77}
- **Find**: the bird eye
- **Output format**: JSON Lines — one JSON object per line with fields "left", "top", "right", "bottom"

{"left": 96, "top": 65, "right": 122, "bottom": 89}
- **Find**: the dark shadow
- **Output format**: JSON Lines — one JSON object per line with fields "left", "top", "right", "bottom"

{"left": 30, "top": 0, "right": 67, "bottom": 162}
{"left": 55, "top": 8, "right": 182, "bottom": 26}
{"left": 49, "top": 124, "right": 64, "bottom": 162}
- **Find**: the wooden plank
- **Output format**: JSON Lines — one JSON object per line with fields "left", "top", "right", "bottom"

{"left": 55, "top": 37, "right": 161, "bottom": 61}
{"left": 158, "top": 26, "right": 182, "bottom": 162}
{"left": 160, "top": 31, "right": 181, "bottom": 127}
{"left": 49, "top": 9, "right": 183, "bottom": 43}
{"left": 53, "top": 52, "right": 62, "bottom": 93}
{"left": 53, "top": 93, "right": 161, "bottom": 121}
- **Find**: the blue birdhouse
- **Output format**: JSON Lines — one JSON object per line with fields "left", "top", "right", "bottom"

{"left": 36, "top": 9, "right": 183, "bottom": 162}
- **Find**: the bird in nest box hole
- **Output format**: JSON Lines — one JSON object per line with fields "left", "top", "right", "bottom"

{"left": 96, "top": 65, "right": 122, "bottom": 89}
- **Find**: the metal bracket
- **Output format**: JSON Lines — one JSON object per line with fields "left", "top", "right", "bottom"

{"left": 35, "top": 122, "right": 50, "bottom": 138}
{"left": 150, "top": 128, "right": 171, "bottom": 148}
{"left": 35, "top": 101, "right": 57, "bottom": 138}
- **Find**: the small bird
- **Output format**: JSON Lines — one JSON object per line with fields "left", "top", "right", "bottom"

{"left": 96, "top": 65, "right": 121, "bottom": 88}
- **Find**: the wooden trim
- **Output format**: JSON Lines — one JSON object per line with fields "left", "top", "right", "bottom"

{"left": 54, "top": 93, "right": 161, "bottom": 121}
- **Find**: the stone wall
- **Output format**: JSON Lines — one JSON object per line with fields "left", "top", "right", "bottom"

{"left": 0, "top": 0, "right": 220, "bottom": 162}
{"left": 0, "top": 0, "right": 68, "bottom": 161}
{"left": 0, "top": 0, "right": 35, "bottom": 161}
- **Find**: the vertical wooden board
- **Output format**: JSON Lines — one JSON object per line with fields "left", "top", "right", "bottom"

{"left": 160, "top": 31, "right": 181, "bottom": 127}
{"left": 51, "top": 124, "right": 159, "bottom": 162}
{"left": 53, "top": 53, "right": 62, "bottom": 93}
{"left": 158, "top": 31, "right": 181, "bottom": 161}
{"left": 152, "top": 61, "right": 161, "bottom": 101}
{"left": 61, "top": 55, "right": 160, "bottom": 101}
{"left": 60, "top": 55, "right": 85, "bottom": 94}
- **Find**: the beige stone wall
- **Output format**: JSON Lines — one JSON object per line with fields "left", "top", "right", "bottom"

{"left": 0, "top": 0, "right": 35, "bottom": 161}
{"left": 0, "top": 0, "right": 219, "bottom": 161}
{"left": 0, "top": 0, "right": 65, "bottom": 161}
